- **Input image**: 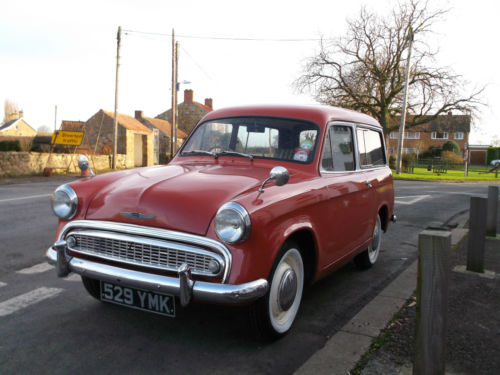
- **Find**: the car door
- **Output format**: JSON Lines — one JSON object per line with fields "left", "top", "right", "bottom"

{"left": 355, "top": 126, "right": 388, "bottom": 241}
{"left": 319, "top": 123, "right": 373, "bottom": 266}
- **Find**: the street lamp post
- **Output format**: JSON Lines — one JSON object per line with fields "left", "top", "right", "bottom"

{"left": 396, "top": 28, "right": 414, "bottom": 175}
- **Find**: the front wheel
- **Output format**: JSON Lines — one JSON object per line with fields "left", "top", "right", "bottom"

{"left": 354, "top": 214, "right": 382, "bottom": 270}
{"left": 250, "top": 242, "right": 304, "bottom": 340}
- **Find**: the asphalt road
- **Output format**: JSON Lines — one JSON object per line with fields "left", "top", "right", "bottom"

{"left": 0, "top": 178, "right": 496, "bottom": 374}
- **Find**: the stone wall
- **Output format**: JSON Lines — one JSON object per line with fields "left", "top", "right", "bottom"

{"left": 0, "top": 152, "right": 128, "bottom": 177}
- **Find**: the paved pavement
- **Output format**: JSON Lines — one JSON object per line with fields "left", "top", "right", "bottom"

{"left": 296, "top": 207, "right": 499, "bottom": 374}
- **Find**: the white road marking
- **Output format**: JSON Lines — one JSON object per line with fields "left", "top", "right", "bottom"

{"left": 0, "top": 287, "right": 63, "bottom": 317}
{"left": 394, "top": 195, "right": 430, "bottom": 205}
{"left": 426, "top": 191, "right": 486, "bottom": 197}
{"left": 17, "top": 262, "right": 54, "bottom": 274}
{"left": 0, "top": 193, "right": 51, "bottom": 203}
{"left": 64, "top": 274, "right": 81, "bottom": 282}
{"left": 0, "top": 281, "right": 6, "bottom": 288}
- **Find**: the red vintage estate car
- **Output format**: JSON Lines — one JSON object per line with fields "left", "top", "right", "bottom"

{"left": 47, "top": 105, "right": 395, "bottom": 338}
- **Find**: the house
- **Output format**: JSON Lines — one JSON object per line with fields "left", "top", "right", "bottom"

{"left": 61, "top": 120, "right": 85, "bottom": 131}
{"left": 156, "top": 89, "right": 213, "bottom": 136}
{"left": 134, "top": 110, "right": 188, "bottom": 164}
{"left": 0, "top": 111, "right": 37, "bottom": 138}
{"left": 85, "top": 110, "right": 154, "bottom": 168}
{"left": 386, "top": 114, "right": 471, "bottom": 158}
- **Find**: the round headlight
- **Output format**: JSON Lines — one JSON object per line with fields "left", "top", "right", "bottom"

{"left": 51, "top": 184, "right": 78, "bottom": 219}
{"left": 215, "top": 202, "right": 251, "bottom": 244}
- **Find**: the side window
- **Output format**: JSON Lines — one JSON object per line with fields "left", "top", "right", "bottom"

{"left": 321, "top": 125, "right": 355, "bottom": 171}
{"left": 357, "top": 128, "right": 386, "bottom": 167}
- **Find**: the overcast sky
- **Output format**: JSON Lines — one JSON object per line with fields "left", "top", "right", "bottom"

{"left": 1, "top": 0, "right": 498, "bottom": 144}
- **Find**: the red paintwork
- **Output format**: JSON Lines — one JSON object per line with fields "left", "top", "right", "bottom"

{"left": 56, "top": 105, "right": 394, "bottom": 286}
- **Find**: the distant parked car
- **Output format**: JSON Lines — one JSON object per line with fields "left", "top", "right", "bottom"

{"left": 491, "top": 159, "right": 500, "bottom": 167}
{"left": 46, "top": 105, "right": 395, "bottom": 338}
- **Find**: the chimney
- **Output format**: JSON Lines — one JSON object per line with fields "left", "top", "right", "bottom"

{"left": 135, "top": 110, "right": 143, "bottom": 120}
{"left": 204, "top": 98, "right": 213, "bottom": 110}
{"left": 184, "top": 89, "right": 193, "bottom": 104}
{"left": 18, "top": 110, "right": 24, "bottom": 119}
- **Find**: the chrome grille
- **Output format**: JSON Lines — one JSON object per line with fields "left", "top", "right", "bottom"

{"left": 66, "top": 230, "right": 224, "bottom": 277}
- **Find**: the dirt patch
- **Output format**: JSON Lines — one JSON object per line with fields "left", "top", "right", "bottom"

{"left": 355, "top": 237, "right": 500, "bottom": 375}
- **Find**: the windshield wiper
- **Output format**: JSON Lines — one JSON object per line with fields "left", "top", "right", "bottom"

{"left": 182, "top": 150, "right": 218, "bottom": 158}
{"left": 216, "top": 150, "right": 254, "bottom": 161}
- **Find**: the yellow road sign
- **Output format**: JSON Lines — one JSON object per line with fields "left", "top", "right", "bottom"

{"left": 51, "top": 131, "right": 84, "bottom": 146}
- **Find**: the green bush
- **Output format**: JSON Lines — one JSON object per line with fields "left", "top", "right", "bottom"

{"left": 402, "top": 153, "right": 417, "bottom": 165}
{"left": 441, "top": 150, "right": 463, "bottom": 165}
{"left": 0, "top": 140, "right": 20, "bottom": 151}
{"left": 487, "top": 147, "right": 500, "bottom": 164}
{"left": 389, "top": 154, "right": 396, "bottom": 169}
{"left": 420, "top": 146, "right": 442, "bottom": 158}
{"left": 442, "top": 140, "right": 460, "bottom": 154}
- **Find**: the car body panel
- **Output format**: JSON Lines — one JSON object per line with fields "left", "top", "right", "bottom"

{"left": 48, "top": 104, "right": 394, "bottom": 311}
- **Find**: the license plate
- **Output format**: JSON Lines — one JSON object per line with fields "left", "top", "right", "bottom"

{"left": 100, "top": 281, "right": 175, "bottom": 317}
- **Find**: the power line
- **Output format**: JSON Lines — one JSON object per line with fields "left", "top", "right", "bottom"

{"left": 123, "top": 29, "right": 324, "bottom": 42}
{"left": 180, "top": 45, "right": 213, "bottom": 81}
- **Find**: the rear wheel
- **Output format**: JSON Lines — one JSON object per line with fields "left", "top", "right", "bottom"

{"left": 250, "top": 242, "right": 304, "bottom": 339}
{"left": 81, "top": 276, "right": 101, "bottom": 300}
{"left": 354, "top": 214, "right": 382, "bottom": 270}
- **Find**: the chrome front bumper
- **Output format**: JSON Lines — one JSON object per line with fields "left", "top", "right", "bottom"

{"left": 46, "top": 243, "right": 268, "bottom": 306}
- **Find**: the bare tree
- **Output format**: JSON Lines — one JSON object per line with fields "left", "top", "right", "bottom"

{"left": 37, "top": 125, "right": 51, "bottom": 133}
{"left": 296, "top": 0, "right": 484, "bottom": 134}
{"left": 4, "top": 99, "right": 20, "bottom": 122}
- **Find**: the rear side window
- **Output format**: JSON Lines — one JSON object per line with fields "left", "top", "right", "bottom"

{"left": 356, "top": 128, "right": 386, "bottom": 167}
{"left": 321, "top": 125, "right": 355, "bottom": 171}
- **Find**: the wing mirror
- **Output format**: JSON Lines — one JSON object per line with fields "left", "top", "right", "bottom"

{"left": 78, "top": 155, "right": 95, "bottom": 177}
{"left": 258, "top": 166, "right": 289, "bottom": 192}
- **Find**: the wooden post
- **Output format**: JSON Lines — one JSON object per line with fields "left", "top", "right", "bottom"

{"left": 467, "top": 197, "right": 487, "bottom": 273}
{"left": 414, "top": 230, "right": 451, "bottom": 375}
{"left": 487, "top": 186, "right": 498, "bottom": 237}
{"left": 112, "top": 26, "right": 121, "bottom": 170}
{"left": 171, "top": 28, "right": 176, "bottom": 160}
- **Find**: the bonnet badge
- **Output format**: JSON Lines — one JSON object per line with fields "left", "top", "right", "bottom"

{"left": 120, "top": 211, "right": 155, "bottom": 220}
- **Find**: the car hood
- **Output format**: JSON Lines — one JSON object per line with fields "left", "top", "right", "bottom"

{"left": 84, "top": 164, "right": 268, "bottom": 235}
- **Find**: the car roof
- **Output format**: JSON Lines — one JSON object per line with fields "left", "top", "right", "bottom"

{"left": 200, "top": 104, "right": 381, "bottom": 129}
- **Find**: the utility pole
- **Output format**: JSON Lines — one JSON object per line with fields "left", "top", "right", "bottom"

{"left": 54, "top": 105, "right": 57, "bottom": 131}
{"left": 112, "top": 26, "right": 122, "bottom": 170}
{"left": 396, "top": 28, "right": 414, "bottom": 175}
{"left": 174, "top": 41, "right": 179, "bottom": 154}
{"left": 170, "top": 29, "right": 177, "bottom": 160}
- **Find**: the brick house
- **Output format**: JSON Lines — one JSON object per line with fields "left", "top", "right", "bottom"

{"left": 134, "top": 110, "right": 188, "bottom": 164}
{"left": 156, "top": 89, "right": 213, "bottom": 136}
{"left": 386, "top": 114, "right": 471, "bottom": 158}
{"left": 85, "top": 110, "right": 154, "bottom": 168}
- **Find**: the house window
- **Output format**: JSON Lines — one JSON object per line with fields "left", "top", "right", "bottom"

{"left": 431, "top": 132, "right": 448, "bottom": 140}
{"left": 389, "top": 131, "right": 420, "bottom": 139}
{"left": 405, "top": 132, "right": 420, "bottom": 139}
{"left": 403, "top": 147, "right": 419, "bottom": 155}
{"left": 454, "top": 132, "right": 464, "bottom": 140}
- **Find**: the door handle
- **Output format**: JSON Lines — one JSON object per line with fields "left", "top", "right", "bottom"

{"left": 365, "top": 180, "right": 372, "bottom": 188}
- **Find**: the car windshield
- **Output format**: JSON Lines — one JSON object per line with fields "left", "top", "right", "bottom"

{"left": 181, "top": 117, "right": 319, "bottom": 163}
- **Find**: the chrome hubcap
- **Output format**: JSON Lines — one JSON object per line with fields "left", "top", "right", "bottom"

{"left": 268, "top": 248, "right": 304, "bottom": 334}
{"left": 278, "top": 268, "right": 297, "bottom": 311}
{"left": 368, "top": 216, "right": 382, "bottom": 263}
